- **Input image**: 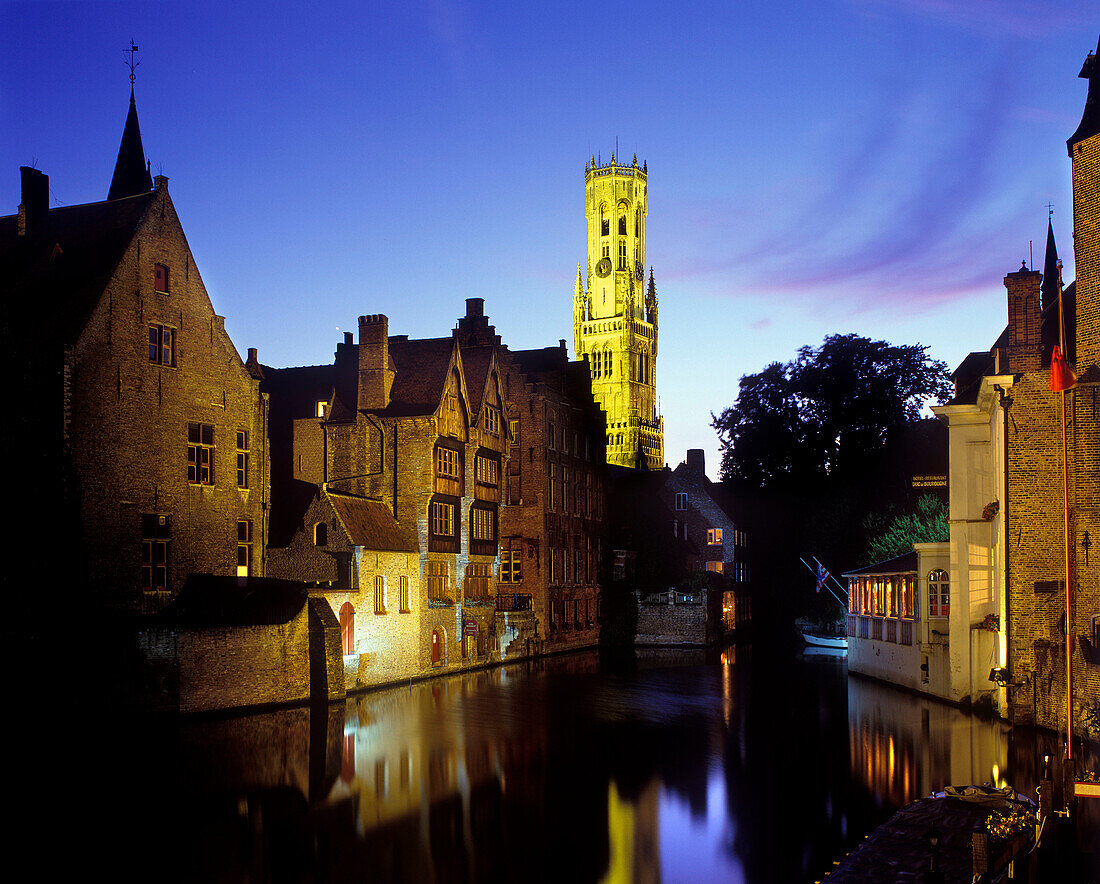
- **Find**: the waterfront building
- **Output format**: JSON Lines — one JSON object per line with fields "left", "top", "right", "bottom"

{"left": 499, "top": 333, "right": 608, "bottom": 651}
{"left": 573, "top": 153, "right": 663, "bottom": 470}
{"left": 0, "top": 89, "right": 268, "bottom": 609}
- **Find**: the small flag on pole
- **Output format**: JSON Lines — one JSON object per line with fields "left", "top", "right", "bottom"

{"left": 815, "top": 562, "right": 829, "bottom": 594}
{"left": 1050, "top": 345, "right": 1077, "bottom": 392}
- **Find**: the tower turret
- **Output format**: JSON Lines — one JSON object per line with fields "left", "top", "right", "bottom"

{"left": 574, "top": 152, "right": 663, "bottom": 469}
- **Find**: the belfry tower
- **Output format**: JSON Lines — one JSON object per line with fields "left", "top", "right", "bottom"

{"left": 573, "top": 152, "right": 663, "bottom": 469}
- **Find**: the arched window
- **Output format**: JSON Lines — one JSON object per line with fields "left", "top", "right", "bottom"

{"left": 600, "top": 204, "right": 609, "bottom": 237}
{"left": 339, "top": 601, "right": 355, "bottom": 655}
{"left": 314, "top": 522, "right": 327, "bottom": 546}
{"left": 928, "top": 569, "right": 949, "bottom": 618}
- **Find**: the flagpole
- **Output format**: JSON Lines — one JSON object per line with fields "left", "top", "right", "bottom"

{"left": 1055, "top": 258, "right": 1074, "bottom": 766}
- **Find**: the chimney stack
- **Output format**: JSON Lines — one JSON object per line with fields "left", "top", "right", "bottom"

{"left": 686, "top": 449, "right": 705, "bottom": 475}
{"left": 358, "top": 314, "right": 392, "bottom": 411}
{"left": 1004, "top": 261, "right": 1043, "bottom": 372}
{"left": 18, "top": 167, "right": 48, "bottom": 237}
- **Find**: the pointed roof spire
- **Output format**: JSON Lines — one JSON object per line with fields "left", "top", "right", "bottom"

{"left": 575, "top": 265, "right": 584, "bottom": 297}
{"left": 1041, "top": 216, "right": 1063, "bottom": 314}
{"left": 1068, "top": 33, "right": 1100, "bottom": 153}
{"left": 108, "top": 89, "right": 153, "bottom": 200}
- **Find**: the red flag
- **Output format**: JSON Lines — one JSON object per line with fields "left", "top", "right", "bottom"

{"left": 1050, "top": 345, "right": 1077, "bottom": 392}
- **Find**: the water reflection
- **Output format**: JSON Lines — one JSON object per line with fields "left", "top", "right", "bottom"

{"left": 105, "top": 648, "right": 1095, "bottom": 882}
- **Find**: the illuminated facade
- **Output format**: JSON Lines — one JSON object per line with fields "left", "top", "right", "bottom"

{"left": 573, "top": 153, "right": 663, "bottom": 470}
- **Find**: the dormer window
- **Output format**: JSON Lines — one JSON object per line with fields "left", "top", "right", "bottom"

{"left": 154, "top": 263, "right": 169, "bottom": 293}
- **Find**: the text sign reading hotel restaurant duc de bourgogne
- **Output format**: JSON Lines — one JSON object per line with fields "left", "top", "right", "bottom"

{"left": 912, "top": 475, "right": 947, "bottom": 488}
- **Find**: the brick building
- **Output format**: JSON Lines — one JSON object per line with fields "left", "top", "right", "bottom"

{"left": 498, "top": 331, "right": 609, "bottom": 652}
{"left": 0, "top": 90, "right": 268, "bottom": 610}
{"left": 934, "top": 35, "right": 1100, "bottom": 738}
{"left": 260, "top": 305, "right": 511, "bottom": 677}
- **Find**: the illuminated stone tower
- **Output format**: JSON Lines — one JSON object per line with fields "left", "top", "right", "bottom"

{"left": 573, "top": 152, "right": 663, "bottom": 469}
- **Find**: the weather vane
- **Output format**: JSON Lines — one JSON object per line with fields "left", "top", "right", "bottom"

{"left": 125, "top": 38, "right": 140, "bottom": 88}
{"left": 1046, "top": 201, "right": 1055, "bottom": 219}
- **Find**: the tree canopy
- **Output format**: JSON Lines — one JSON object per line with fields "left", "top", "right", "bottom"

{"left": 712, "top": 334, "right": 952, "bottom": 489}
{"left": 862, "top": 494, "right": 949, "bottom": 567}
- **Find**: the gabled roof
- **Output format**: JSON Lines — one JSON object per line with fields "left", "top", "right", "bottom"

{"left": 327, "top": 491, "right": 416, "bottom": 552}
{"left": 0, "top": 192, "right": 155, "bottom": 346}
{"left": 382, "top": 336, "right": 462, "bottom": 418}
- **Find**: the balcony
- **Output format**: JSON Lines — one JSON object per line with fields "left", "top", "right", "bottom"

{"left": 496, "top": 593, "right": 532, "bottom": 612}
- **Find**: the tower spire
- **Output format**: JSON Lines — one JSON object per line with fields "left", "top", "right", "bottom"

{"left": 108, "top": 41, "right": 153, "bottom": 201}
{"left": 1041, "top": 214, "right": 1063, "bottom": 314}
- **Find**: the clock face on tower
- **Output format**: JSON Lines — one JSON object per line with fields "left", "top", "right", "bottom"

{"left": 595, "top": 257, "right": 612, "bottom": 278}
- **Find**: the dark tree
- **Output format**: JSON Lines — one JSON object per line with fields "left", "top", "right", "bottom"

{"left": 712, "top": 334, "right": 952, "bottom": 489}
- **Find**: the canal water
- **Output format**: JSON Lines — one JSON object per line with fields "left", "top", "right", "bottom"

{"left": 89, "top": 645, "right": 1095, "bottom": 882}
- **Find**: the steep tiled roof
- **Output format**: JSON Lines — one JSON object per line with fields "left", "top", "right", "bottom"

{"left": 328, "top": 492, "right": 416, "bottom": 552}
{"left": 461, "top": 346, "right": 493, "bottom": 416}
{"left": 1069, "top": 36, "right": 1100, "bottom": 150}
{"left": 0, "top": 192, "right": 154, "bottom": 346}
{"left": 381, "top": 336, "right": 456, "bottom": 417}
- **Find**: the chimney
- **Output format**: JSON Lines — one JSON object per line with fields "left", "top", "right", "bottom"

{"left": 245, "top": 347, "right": 264, "bottom": 380}
{"left": 1004, "top": 261, "right": 1042, "bottom": 372}
{"left": 465, "top": 298, "right": 484, "bottom": 318}
{"left": 18, "top": 167, "right": 48, "bottom": 237}
{"left": 686, "top": 449, "right": 705, "bottom": 475}
{"left": 358, "top": 314, "right": 391, "bottom": 411}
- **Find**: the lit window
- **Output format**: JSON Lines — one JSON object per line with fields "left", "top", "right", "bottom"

{"left": 432, "top": 501, "right": 455, "bottom": 537}
{"left": 475, "top": 454, "right": 499, "bottom": 486}
{"left": 501, "top": 549, "right": 522, "bottom": 584}
{"left": 706, "top": 561, "right": 724, "bottom": 573}
{"left": 470, "top": 506, "right": 495, "bottom": 542}
{"left": 237, "top": 520, "right": 252, "bottom": 577}
{"left": 484, "top": 406, "right": 501, "bottom": 436}
{"left": 154, "top": 263, "right": 169, "bottom": 293}
{"left": 509, "top": 419, "right": 519, "bottom": 442}
{"left": 707, "top": 528, "right": 723, "bottom": 545}
{"left": 187, "top": 423, "right": 214, "bottom": 485}
{"left": 148, "top": 325, "right": 175, "bottom": 366}
{"left": 315, "top": 400, "right": 327, "bottom": 418}
{"left": 236, "top": 431, "right": 249, "bottom": 489}
{"left": 141, "top": 513, "right": 170, "bottom": 591}
{"left": 374, "top": 575, "right": 386, "bottom": 614}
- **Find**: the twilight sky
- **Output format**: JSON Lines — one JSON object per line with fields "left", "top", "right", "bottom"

{"left": 2, "top": 1, "right": 1098, "bottom": 477}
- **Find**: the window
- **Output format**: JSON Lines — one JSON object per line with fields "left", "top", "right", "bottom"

{"left": 436, "top": 446, "right": 460, "bottom": 479}
{"left": 237, "top": 520, "right": 252, "bottom": 577}
{"left": 675, "top": 493, "right": 687, "bottom": 511}
{"left": 475, "top": 454, "right": 499, "bottom": 486}
{"left": 426, "top": 561, "right": 449, "bottom": 601}
{"left": 707, "top": 528, "right": 723, "bottom": 545}
{"left": 315, "top": 400, "right": 327, "bottom": 418}
{"left": 236, "top": 431, "right": 249, "bottom": 489}
{"left": 187, "top": 423, "right": 214, "bottom": 485}
{"left": 154, "top": 263, "right": 169, "bottom": 293}
{"left": 314, "top": 521, "right": 328, "bottom": 546}
{"left": 928, "top": 569, "right": 949, "bottom": 617}
{"left": 484, "top": 405, "right": 501, "bottom": 436}
{"left": 501, "top": 549, "right": 522, "bottom": 583}
{"left": 399, "top": 576, "right": 410, "bottom": 612}
{"left": 618, "top": 214, "right": 627, "bottom": 236}
{"left": 374, "top": 575, "right": 386, "bottom": 614}
{"left": 340, "top": 602, "right": 355, "bottom": 655}
{"left": 601, "top": 206, "right": 609, "bottom": 237}
{"left": 141, "top": 513, "right": 170, "bottom": 591}
{"left": 148, "top": 325, "right": 175, "bottom": 366}
{"left": 432, "top": 501, "right": 455, "bottom": 537}
{"left": 471, "top": 506, "right": 495, "bottom": 542}
{"left": 706, "top": 561, "right": 724, "bottom": 573}
{"left": 464, "top": 562, "right": 492, "bottom": 599}
{"left": 510, "top": 419, "right": 519, "bottom": 442}
{"left": 618, "top": 239, "right": 627, "bottom": 269}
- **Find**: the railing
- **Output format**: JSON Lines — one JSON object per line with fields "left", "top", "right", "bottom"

{"left": 899, "top": 620, "right": 913, "bottom": 646}
{"left": 871, "top": 618, "right": 883, "bottom": 641}
{"left": 847, "top": 614, "right": 858, "bottom": 637}
{"left": 496, "top": 593, "right": 532, "bottom": 612}
{"left": 886, "top": 620, "right": 897, "bottom": 643}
